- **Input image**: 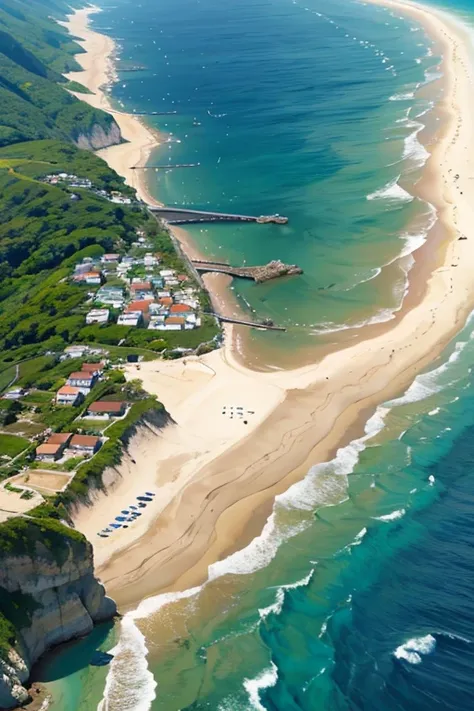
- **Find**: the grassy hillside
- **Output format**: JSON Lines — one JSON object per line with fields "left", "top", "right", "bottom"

{"left": 0, "top": 0, "right": 118, "bottom": 148}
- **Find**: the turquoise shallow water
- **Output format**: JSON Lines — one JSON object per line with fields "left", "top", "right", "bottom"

{"left": 39, "top": 0, "right": 474, "bottom": 709}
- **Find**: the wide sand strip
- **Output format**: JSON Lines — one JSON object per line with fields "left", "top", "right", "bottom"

{"left": 65, "top": 3, "right": 474, "bottom": 606}
{"left": 62, "top": 7, "right": 160, "bottom": 204}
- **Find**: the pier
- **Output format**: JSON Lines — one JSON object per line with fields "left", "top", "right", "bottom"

{"left": 206, "top": 313, "right": 286, "bottom": 332}
{"left": 193, "top": 259, "right": 303, "bottom": 283}
{"left": 109, "top": 109, "right": 177, "bottom": 117}
{"left": 148, "top": 205, "right": 288, "bottom": 225}
{"left": 131, "top": 164, "right": 200, "bottom": 170}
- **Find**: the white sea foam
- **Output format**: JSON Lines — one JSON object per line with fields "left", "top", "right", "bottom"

{"left": 375, "top": 508, "right": 406, "bottom": 521}
{"left": 403, "top": 121, "right": 429, "bottom": 166}
{"left": 394, "top": 633, "right": 436, "bottom": 664}
{"left": 424, "top": 69, "right": 443, "bottom": 84}
{"left": 97, "top": 586, "right": 203, "bottom": 711}
{"left": 97, "top": 616, "right": 157, "bottom": 711}
{"left": 277, "top": 407, "right": 389, "bottom": 511}
{"left": 243, "top": 662, "right": 279, "bottom": 710}
{"left": 258, "top": 569, "right": 314, "bottom": 620}
{"left": 389, "top": 91, "right": 415, "bottom": 101}
{"left": 367, "top": 176, "right": 413, "bottom": 202}
{"left": 385, "top": 338, "right": 468, "bottom": 407}
{"left": 208, "top": 514, "right": 310, "bottom": 580}
{"left": 353, "top": 526, "right": 368, "bottom": 544}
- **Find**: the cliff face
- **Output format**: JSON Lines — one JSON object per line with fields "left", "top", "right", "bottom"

{"left": 0, "top": 534, "right": 116, "bottom": 709}
{"left": 74, "top": 121, "right": 122, "bottom": 151}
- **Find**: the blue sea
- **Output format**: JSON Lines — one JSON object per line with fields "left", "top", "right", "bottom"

{"left": 38, "top": 0, "right": 474, "bottom": 708}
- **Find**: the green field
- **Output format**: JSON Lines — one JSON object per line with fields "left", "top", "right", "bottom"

{"left": 0, "top": 434, "right": 30, "bottom": 458}
{"left": 0, "top": 367, "right": 16, "bottom": 394}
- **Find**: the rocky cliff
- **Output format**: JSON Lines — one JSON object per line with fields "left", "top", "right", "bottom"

{"left": 0, "top": 519, "right": 116, "bottom": 709}
{"left": 74, "top": 121, "right": 122, "bottom": 151}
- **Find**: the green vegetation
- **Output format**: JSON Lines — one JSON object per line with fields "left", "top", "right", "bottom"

{"left": 64, "top": 80, "right": 93, "bottom": 95}
{"left": 0, "top": 365, "right": 16, "bottom": 393}
{"left": 0, "top": 515, "right": 86, "bottom": 563}
{"left": 0, "top": 0, "right": 220, "bottom": 664}
{"left": 57, "top": 397, "right": 165, "bottom": 506}
{"left": 0, "top": 434, "right": 29, "bottom": 458}
{"left": 0, "top": 514, "right": 88, "bottom": 656}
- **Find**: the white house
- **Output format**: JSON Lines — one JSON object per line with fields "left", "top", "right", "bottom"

{"left": 160, "top": 269, "right": 175, "bottom": 279}
{"left": 117, "top": 312, "right": 141, "bottom": 327}
{"left": 66, "top": 371, "right": 96, "bottom": 394}
{"left": 56, "top": 386, "right": 82, "bottom": 406}
{"left": 148, "top": 315, "right": 166, "bottom": 330}
{"left": 64, "top": 345, "right": 88, "bottom": 358}
{"left": 86, "top": 309, "right": 109, "bottom": 325}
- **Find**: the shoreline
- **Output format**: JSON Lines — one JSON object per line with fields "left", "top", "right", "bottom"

{"left": 65, "top": 2, "right": 474, "bottom": 610}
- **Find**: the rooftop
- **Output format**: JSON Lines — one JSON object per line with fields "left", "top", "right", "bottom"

{"left": 81, "top": 363, "right": 105, "bottom": 372}
{"left": 130, "top": 281, "right": 152, "bottom": 291}
{"left": 57, "top": 385, "right": 80, "bottom": 395}
{"left": 36, "top": 443, "right": 61, "bottom": 455}
{"left": 88, "top": 401, "right": 125, "bottom": 413}
{"left": 170, "top": 303, "right": 192, "bottom": 313}
{"left": 68, "top": 371, "right": 94, "bottom": 381}
{"left": 47, "top": 433, "right": 72, "bottom": 445}
{"left": 70, "top": 434, "right": 100, "bottom": 447}
{"left": 125, "top": 301, "right": 151, "bottom": 313}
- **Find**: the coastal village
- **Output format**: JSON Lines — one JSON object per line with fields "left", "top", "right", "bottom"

{"left": 74, "top": 237, "right": 202, "bottom": 335}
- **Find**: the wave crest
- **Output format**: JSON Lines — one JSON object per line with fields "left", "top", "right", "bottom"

{"left": 394, "top": 633, "right": 436, "bottom": 664}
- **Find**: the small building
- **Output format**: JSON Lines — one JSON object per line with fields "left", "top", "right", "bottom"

{"left": 117, "top": 312, "right": 141, "bottom": 327}
{"left": 163, "top": 316, "right": 185, "bottom": 331}
{"left": 144, "top": 253, "right": 158, "bottom": 268}
{"left": 86, "top": 308, "right": 109, "bottom": 325}
{"left": 56, "top": 385, "right": 82, "bottom": 406}
{"left": 35, "top": 443, "right": 62, "bottom": 462}
{"left": 160, "top": 269, "right": 175, "bottom": 278}
{"left": 125, "top": 301, "right": 151, "bottom": 315}
{"left": 69, "top": 434, "right": 101, "bottom": 455}
{"left": 81, "top": 362, "right": 105, "bottom": 376}
{"left": 158, "top": 297, "right": 173, "bottom": 308}
{"left": 66, "top": 371, "right": 96, "bottom": 394}
{"left": 130, "top": 282, "right": 154, "bottom": 300}
{"left": 101, "top": 254, "right": 121, "bottom": 264}
{"left": 2, "top": 388, "right": 26, "bottom": 400}
{"left": 170, "top": 303, "right": 194, "bottom": 316}
{"left": 148, "top": 315, "right": 166, "bottom": 330}
{"left": 64, "top": 345, "right": 88, "bottom": 358}
{"left": 47, "top": 433, "right": 72, "bottom": 447}
{"left": 87, "top": 401, "right": 126, "bottom": 418}
{"left": 185, "top": 314, "right": 201, "bottom": 329}
{"left": 74, "top": 271, "right": 102, "bottom": 286}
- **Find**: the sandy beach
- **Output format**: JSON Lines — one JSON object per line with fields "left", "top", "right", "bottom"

{"left": 65, "top": 3, "right": 474, "bottom": 608}
{"left": 62, "top": 6, "right": 161, "bottom": 204}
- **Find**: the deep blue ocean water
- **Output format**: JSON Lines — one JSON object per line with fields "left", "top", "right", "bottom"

{"left": 39, "top": 0, "right": 474, "bottom": 709}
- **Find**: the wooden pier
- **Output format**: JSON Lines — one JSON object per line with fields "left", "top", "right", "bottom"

{"left": 148, "top": 205, "right": 288, "bottom": 225}
{"left": 206, "top": 313, "right": 286, "bottom": 332}
{"left": 131, "top": 164, "right": 200, "bottom": 170}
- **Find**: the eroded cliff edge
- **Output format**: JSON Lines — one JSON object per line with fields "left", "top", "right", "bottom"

{"left": 0, "top": 518, "right": 116, "bottom": 709}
